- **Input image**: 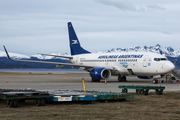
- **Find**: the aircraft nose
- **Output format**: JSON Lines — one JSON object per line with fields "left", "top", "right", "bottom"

{"left": 166, "top": 62, "right": 175, "bottom": 71}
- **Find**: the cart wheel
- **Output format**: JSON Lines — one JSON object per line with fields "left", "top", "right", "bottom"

{"left": 124, "top": 88, "right": 128, "bottom": 93}
{"left": 41, "top": 99, "right": 45, "bottom": 106}
{"left": 156, "top": 89, "right": 159, "bottom": 95}
{"left": 52, "top": 101, "right": 56, "bottom": 105}
{"left": 158, "top": 90, "right": 163, "bottom": 95}
{"left": 136, "top": 89, "right": 138, "bottom": 94}
{"left": 105, "top": 100, "right": 108, "bottom": 103}
{"left": 19, "top": 99, "right": 25, "bottom": 103}
{"left": 14, "top": 100, "right": 18, "bottom": 108}
{"left": 140, "top": 90, "right": 144, "bottom": 94}
{"left": 136, "top": 89, "right": 139, "bottom": 94}
{"left": 122, "top": 89, "right": 124, "bottom": 93}
{"left": 9, "top": 100, "right": 14, "bottom": 108}
{"left": 84, "top": 101, "right": 92, "bottom": 104}
{"left": 121, "top": 99, "right": 126, "bottom": 101}
{"left": 37, "top": 99, "right": 42, "bottom": 106}
{"left": 144, "top": 90, "right": 148, "bottom": 95}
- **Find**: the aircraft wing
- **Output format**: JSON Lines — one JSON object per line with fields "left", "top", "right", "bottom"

{"left": 37, "top": 53, "right": 73, "bottom": 59}
{"left": 3, "top": 46, "right": 97, "bottom": 71}
{"left": 3, "top": 46, "right": 118, "bottom": 72}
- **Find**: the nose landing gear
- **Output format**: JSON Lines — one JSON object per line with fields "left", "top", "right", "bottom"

{"left": 152, "top": 79, "right": 158, "bottom": 84}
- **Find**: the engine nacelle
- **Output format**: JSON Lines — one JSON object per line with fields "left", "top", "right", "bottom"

{"left": 90, "top": 68, "right": 111, "bottom": 80}
{"left": 137, "top": 76, "right": 152, "bottom": 79}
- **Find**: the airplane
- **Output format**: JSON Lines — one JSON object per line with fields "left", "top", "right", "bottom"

{"left": 3, "top": 22, "right": 175, "bottom": 84}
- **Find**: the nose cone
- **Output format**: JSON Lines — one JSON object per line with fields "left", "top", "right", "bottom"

{"left": 166, "top": 61, "right": 175, "bottom": 72}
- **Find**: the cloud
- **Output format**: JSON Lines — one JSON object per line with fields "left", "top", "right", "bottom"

{"left": 94, "top": 0, "right": 136, "bottom": 12}
{"left": 162, "top": 31, "right": 172, "bottom": 34}
{"left": 146, "top": 4, "right": 165, "bottom": 11}
{"left": 94, "top": 0, "right": 165, "bottom": 12}
{"left": 0, "top": 0, "right": 179, "bottom": 55}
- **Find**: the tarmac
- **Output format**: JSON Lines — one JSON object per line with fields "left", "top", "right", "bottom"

{"left": 0, "top": 73, "right": 180, "bottom": 93}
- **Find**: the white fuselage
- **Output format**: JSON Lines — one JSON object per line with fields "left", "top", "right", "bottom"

{"left": 70, "top": 52, "right": 175, "bottom": 77}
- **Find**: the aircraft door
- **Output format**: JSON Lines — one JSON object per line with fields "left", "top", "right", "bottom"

{"left": 143, "top": 55, "right": 148, "bottom": 67}
{"left": 158, "top": 62, "right": 164, "bottom": 73}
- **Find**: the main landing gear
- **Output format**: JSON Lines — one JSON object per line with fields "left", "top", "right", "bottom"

{"left": 118, "top": 76, "right": 127, "bottom": 82}
{"left": 91, "top": 78, "right": 100, "bottom": 82}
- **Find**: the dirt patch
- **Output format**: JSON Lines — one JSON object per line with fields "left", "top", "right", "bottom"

{"left": 0, "top": 92, "right": 180, "bottom": 120}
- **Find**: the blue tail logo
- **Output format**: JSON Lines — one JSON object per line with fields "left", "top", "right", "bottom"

{"left": 68, "top": 22, "right": 91, "bottom": 55}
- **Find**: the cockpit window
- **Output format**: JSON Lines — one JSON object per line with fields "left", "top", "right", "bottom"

{"left": 161, "top": 58, "right": 167, "bottom": 61}
{"left": 154, "top": 58, "right": 167, "bottom": 61}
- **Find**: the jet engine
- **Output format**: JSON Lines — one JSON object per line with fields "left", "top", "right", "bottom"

{"left": 90, "top": 68, "right": 111, "bottom": 80}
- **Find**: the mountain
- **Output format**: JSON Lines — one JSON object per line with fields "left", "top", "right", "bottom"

{"left": 100, "top": 44, "right": 180, "bottom": 68}
{"left": 0, "top": 44, "right": 180, "bottom": 68}
{"left": 100, "top": 44, "right": 180, "bottom": 58}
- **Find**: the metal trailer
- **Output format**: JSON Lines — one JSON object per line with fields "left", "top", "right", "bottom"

{"left": 45, "top": 90, "right": 97, "bottom": 103}
{"left": 0, "top": 89, "right": 49, "bottom": 108}
{"left": 73, "top": 90, "right": 134, "bottom": 101}
{"left": 118, "top": 85, "right": 165, "bottom": 95}
{"left": 46, "top": 96, "right": 97, "bottom": 103}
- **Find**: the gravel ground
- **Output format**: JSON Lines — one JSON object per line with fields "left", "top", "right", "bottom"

{"left": 0, "top": 72, "right": 180, "bottom": 120}
{"left": 0, "top": 92, "right": 180, "bottom": 120}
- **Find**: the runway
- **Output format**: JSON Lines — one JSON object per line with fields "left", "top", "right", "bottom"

{"left": 0, "top": 73, "right": 180, "bottom": 92}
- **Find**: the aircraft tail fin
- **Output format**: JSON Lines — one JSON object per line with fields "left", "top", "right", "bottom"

{"left": 68, "top": 22, "right": 90, "bottom": 55}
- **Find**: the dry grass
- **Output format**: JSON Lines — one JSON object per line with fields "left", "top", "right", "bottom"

{"left": 0, "top": 92, "right": 180, "bottom": 120}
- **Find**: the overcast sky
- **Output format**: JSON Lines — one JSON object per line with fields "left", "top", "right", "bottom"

{"left": 0, "top": 0, "right": 180, "bottom": 55}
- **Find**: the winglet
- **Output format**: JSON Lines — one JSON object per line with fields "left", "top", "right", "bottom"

{"left": 3, "top": 46, "right": 13, "bottom": 60}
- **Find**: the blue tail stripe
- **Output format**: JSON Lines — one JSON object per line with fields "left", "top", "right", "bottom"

{"left": 68, "top": 22, "right": 91, "bottom": 55}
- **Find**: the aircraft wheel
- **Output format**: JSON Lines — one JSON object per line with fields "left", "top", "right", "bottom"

{"left": 96, "top": 79, "right": 100, "bottom": 82}
{"left": 152, "top": 80, "right": 158, "bottom": 84}
{"left": 91, "top": 78, "right": 95, "bottom": 82}
{"left": 118, "top": 76, "right": 122, "bottom": 82}
{"left": 91, "top": 78, "right": 100, "bottom": 82}
{"left": 122, "top": 76, "right": 127, "bottom": 82}
{"left": 155, "top": 80, "right": 158, "bottom": 84}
